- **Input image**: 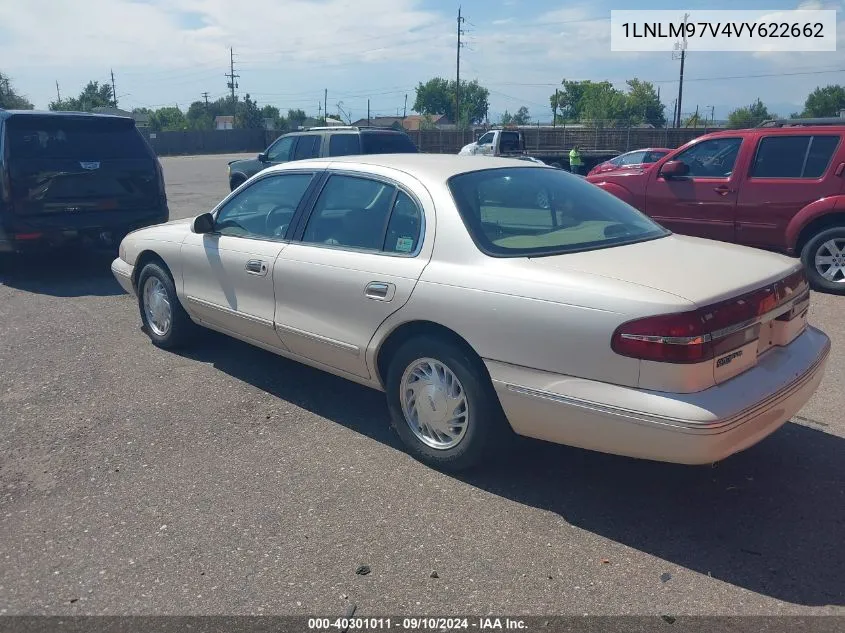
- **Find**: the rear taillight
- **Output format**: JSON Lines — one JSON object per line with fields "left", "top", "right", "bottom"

{"left": 611, "top": 268, "right": 810, "bottom": 363}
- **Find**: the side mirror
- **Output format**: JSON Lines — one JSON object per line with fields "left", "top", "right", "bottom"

{"left": 258, "top": 152, "right": 268, "bottom": 162}
{"left": 660, "top": 160, "right": 689, "bottom": 179}
{"left": 192, "top": 212, "right": 215, "bottom": 234}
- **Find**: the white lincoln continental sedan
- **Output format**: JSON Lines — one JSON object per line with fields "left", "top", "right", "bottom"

{"left": 112, "top": 154, "right": 830, "bottom": 471}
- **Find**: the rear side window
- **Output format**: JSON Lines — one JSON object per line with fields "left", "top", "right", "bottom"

{"left": 7, "top": 116, "right": 150, "bottom": 160}
{"left": 293, "top": 135, "right": 321, "bottom": 160}
{"left": 751, "top": 135, "right": 840, "bottom": 178}
{"left": 329, "top": 134, "right": 361, "bottom": 156}
{"left": 360, "top": 132, "right": 418, "bottom": 154}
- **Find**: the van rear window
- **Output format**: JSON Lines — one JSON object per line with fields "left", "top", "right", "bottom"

{"left": 7, "top": 116, "right": 151, "bottom": 160}
{"left": 359, "top": 132, "right": 418, "bottom": 154}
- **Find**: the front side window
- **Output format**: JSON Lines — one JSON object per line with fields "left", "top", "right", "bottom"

{"left": 674, "top": 137, "right": 743, "bottom": 178}
{"left": 751, "top": 135, "right": 840, "bottom": 178}
{"left": 293, "top": 135, "right": 321, "bottom": 161}
{"left": 267, "top": 136, "right": 296, "bottom": 162}
{"left": 329, "top": 134, "right": 361, "bottom": 156}
{"left": 477, "top": 132, "right": 494, "bottom": 145}
{"left": 214, "top": 173, "right": 314, "bottom": 239}
{"left": 448, "top": 167, "right": 668, "bottom": 257}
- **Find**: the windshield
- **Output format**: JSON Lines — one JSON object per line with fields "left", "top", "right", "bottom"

{"left": 7, "top": 116, "right": 151, "bottom": 160}
{"left": 447, "top": 167, "right": 669, "bottom": 257}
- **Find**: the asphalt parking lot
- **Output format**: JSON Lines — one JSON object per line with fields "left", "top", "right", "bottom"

{"left": 1, "top": 152, "right": 843, "bottom": 616}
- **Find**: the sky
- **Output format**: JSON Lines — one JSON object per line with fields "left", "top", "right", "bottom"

{"left": 1, "top": 0, "right": 844, "bottom": 122}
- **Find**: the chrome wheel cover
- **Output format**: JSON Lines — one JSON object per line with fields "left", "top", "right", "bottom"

{"left": 814, "top": 238, "right": 845, "bottom": 284}
{"left": 400, "top": 358, "right": 469, "bottom": 450}
{"left": 142, "top": 277, "right": 172, "bottom": 337}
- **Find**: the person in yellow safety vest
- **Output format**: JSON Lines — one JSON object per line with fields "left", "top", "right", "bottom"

{"left": 569, "top": 145, "right": 583, "bottom": 175}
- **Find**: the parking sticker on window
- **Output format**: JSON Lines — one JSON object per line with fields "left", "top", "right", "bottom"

{"left": 395, "top": 237, "right": 414, "bottom": 252}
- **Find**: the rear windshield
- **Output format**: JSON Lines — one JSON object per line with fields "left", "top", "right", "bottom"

{"left": 448, "top": 167, "right": 669, "bottom": 257}
{"left": 359, "top": 131, "right": 418, "bottom": 154}
{"left": 7, "top": 116, "right": 151, "bottom": 160}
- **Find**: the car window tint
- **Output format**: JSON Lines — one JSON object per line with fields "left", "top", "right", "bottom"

{"left": 448, "top": 167, "right": 667, "bottom": 257}
{"left": 803, "top": 135, "right": 840, "bottom": 178}
{"left": 619, "top": 151, "right": 646, "bottom": 166}
{"left": 478, "top": 133, "right": 494, "bottom": 145}
{"left": 383, "top": 191, "right": 422, "bottom": 254}
{"left": 302, "top": 175, "right": 395, "bottom": 250}
{"left": 751, "top": 136, "right": 810, "bottom": 178}
{"left": 360, "top": 132, "right": 418, "bottom": 154}
{"left": 7, "top": 116, "right": 150, "bottom": 160}
{"left": 501, "top": 132, "right": 521, "bottom": 152}
{"left": 675, "top": 138, "right": 742, "bottom": 178}
{"left": 329, "top": 134, "right": 361, "bottom": 156}
{"left": 267, "top": 136, "right": 295, "bottom": 162}
{"left": 646, "top": 150, "right": 669, "bottom": 163}
{"left": 293, "top": 135, "right": 321, "bottom": 160}
{"left": 214, "top": 173, "right": 314, "bottom": 239}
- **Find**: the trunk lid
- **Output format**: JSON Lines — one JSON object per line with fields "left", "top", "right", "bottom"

{"left": 525, "top": 233, "right": 799, "bottom": 307}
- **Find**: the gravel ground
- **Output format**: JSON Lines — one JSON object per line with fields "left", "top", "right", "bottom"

{"left": 0, "top": 153, "right": 843, "bottom": 616}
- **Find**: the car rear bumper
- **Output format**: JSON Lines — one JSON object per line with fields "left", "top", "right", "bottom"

{"left": 0, "top": 207, "right": 168, "bottom": 252}
{"left": 487, "top": 326, "right": 831, "bottom": 465}
{"left": 111, "top": 257, "right": 135, "bottom": 296}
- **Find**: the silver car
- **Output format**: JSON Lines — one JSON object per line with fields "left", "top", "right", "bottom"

{"left": 112, "top": 155, "right": 830, "bottom": 471}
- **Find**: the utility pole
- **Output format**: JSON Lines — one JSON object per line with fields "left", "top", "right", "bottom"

{"left": 110, "top": 69, "right": 118, "bottom": 108}
{"left": 456, "top": 6, "right": 465, "bottom": 127}
{"left": 324, "top": 88, "right": 328, "bottom": 125}
{"left": 367, "top": 99, "right": 370, "bottom": 126}
{"left": 672, "top": 99, "right": 678, "bottom": 129}
{"left": 672, "top": 12, "right": 689, "bottom": 128}
{"left": 225, "top": 47, "right": 239, "bottom": 120}
{"left": 202, "top": 92, "right": 210, "bottom": 110}
{"left": 403, "top": 93, "right": 407, "bottom": 120}
{"left": 55, "top": 81, "right": 61, "bottom": 103}
{"left": 552, "top": 88, "right": 559, "bottom": 128}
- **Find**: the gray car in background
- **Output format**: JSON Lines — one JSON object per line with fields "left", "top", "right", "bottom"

{"left": 226, "top": 126, "right": 418, "bottom": 190}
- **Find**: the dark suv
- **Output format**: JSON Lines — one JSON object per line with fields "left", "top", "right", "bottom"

{"left": 227, "top": 126, "right": 418, "bottom": 190}
{"left": 0, "top": 110, "right": 168, "bottom": 253}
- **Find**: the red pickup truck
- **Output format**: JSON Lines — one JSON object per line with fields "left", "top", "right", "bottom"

{"left": 586, "top": 120, "right": 845, "bottom": 293}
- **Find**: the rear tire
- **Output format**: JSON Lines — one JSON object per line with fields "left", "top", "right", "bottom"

{"left": 800, "top": 226, "right": 845, "bottom": 294}
{"left": 385, "top": 336, "right": 510, "bottom": 472}
{"left": 137, "top": 262, "right": 196, "bottom": 349}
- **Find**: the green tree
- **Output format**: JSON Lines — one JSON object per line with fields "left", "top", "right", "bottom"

{"left": 727, "top": 98, "right": 775, "bottom": 129}
{"left": 287, "top": 108, "right": 307, "bottom": 129}
{"left": 625, "top": 78, "right": 666, "bottom": 127}
{"left": 412, "top": 77, "right": 490, "bottom": 125}
{"left": 236, "top": 94, "right": 264, "bottom": 129}
{"left": 261, "top": 104, "right": 287, "bottom": 130}
{"left": 684, "top": 112, "right": 703, "bottom": 128}
{"left": 550, "top": 79, "right": 593, "bottom": 120}
{"left": 801, "top": 84, "right": 845, "bottom": 118}
{"left": 579, "top": 82, "right": 628, "bottom": 126}
{"left": 149, "top": 106, "right": 186, "bottom": 131}
{"left": 49, "top": 80, "right": 114, "bottom": 112}
{"left": 0, "top": 72, "right": 34, "bottom": 109}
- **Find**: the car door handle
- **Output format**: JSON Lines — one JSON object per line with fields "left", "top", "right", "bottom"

{"left": 245, "top": 259, "right": 268, "bottom": 276}
{"left": 364, "top": 281, "right": 395, "bottom": 301}
{"left": 714, "top": 185, "right": 733, "bottom": 196}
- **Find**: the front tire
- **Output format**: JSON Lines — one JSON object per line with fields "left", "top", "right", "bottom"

{"left": 137, "top": 262, "right": 195, "bottom": 349}
{"left": 385, "top": 336, "right": 510, "bottom": 472}
{"left": 800, "top": 226, "right": 845, "bottom": 294}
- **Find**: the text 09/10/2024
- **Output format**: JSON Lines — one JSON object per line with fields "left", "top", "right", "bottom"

{"left": 610, "top": 9, "right": 837, "bottom": 52}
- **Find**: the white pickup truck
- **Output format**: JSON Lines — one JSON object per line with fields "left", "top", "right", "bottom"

{"left": 458, "top": 128, "right": 617, "bottom": 171}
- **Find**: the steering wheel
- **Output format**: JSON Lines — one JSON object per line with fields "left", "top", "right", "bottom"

{"left": 265, "top": 205, "right": 294, "bottom": 238}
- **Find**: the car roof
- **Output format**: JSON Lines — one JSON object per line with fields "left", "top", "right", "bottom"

{"left": 703, "top": 125, "right": 845, "bottom": 137}
{"left": 0, "top": 109, "right": 133, "bottom": 121}
{"left": 267, "top": 153, "right": 547, "bottom": 181}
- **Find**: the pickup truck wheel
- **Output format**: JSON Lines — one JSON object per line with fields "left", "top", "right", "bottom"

{"left": 385, "top": 336, "right": 510, "bottom": 472}
{"left": 137, "top": 262, "right": 196, "bottom": 349}
{"left": 800, "top": 227, "right": 845, "bottom": 294}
